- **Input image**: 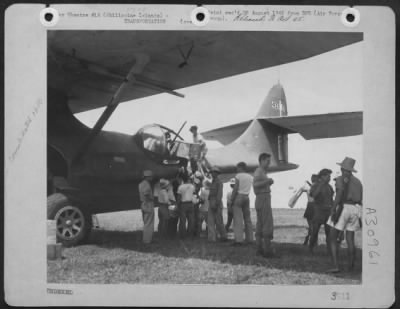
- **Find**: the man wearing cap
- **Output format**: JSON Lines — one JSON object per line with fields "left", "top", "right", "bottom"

{"left": 138, "top": 170, "right": 155, "bottom": 244}
{"left": 231, "top": 162, "right": 254, "bottom": 245}
{"left": 208, "top": 166, "right": 228, "bottom": 242}
{"left": 309, "top": 169, "right": 334, "bottom": 254}
{"left": 225, "top": 178, "right": 236, "bottom": 231}
{"left": 253, "top": 153, "right": 276, "bottom": 257}
{"left": 327, "top": 157, "right": 363, "bottom": 273}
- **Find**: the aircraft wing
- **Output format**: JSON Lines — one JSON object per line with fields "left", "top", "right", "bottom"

{"left": 202, "top": 112, "right": 363, "bottom": 144}
{"left": 48, "top": 31, "right": 363, "bottom": 114}
{"left": 261, "top": 111, "right": 363, "bottom": 140}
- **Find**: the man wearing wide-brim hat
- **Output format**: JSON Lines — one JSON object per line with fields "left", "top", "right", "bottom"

{"left": 138, "top": 170, "right": 155, "bottom": 245}
{"left": 326, "top": 157, "right": 363, "bottom": 273}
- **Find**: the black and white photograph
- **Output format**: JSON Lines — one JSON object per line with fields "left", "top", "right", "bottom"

{"left": 46, "top": 29, "right": 364, "bottom": 284}
{"left": 4, "top": 4, "right": 395, "bottom": 307}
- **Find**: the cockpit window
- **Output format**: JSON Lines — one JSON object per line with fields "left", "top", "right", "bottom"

{"left": 138, "top": 125, "right": 168, "bottom": 156}
{"left": 136, "top": 124, "right": 202, "bottom": 160}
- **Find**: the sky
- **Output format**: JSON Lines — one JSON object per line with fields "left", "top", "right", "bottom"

{"left": 76, "top": 39, "right": 363, "bottom": 209}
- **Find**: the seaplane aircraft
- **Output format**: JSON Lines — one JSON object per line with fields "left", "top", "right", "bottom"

{"left": 47, "top": 30, "right": 363, "bottom": 246}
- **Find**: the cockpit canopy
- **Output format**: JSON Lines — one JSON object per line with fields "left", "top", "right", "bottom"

{"left": 136, "top": 124, "right": 202, "bottom": 160}
{"left": 137, "top": 124, "right": 169, "bottom": 156}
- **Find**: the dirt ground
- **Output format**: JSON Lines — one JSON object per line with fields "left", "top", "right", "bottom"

{"left": 48, "top": 208, "right": 362, "bottom": 284}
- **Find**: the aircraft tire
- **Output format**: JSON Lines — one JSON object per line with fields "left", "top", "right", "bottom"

{"left": 47, "top": 193, "right": 92, "bottom": 247}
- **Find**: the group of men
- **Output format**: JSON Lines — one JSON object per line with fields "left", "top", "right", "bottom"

{"left": 301, "top": 157, "right": 363, "bottom": 273}
{"left": 138, "top": 153, "right": 363, "bottom": 272}
{"left": 138, "top": 152, "right": 277, "bottom": 257}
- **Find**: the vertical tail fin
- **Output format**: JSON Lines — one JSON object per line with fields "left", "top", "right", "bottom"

{"left": 204, "top": 83, "right": 297, "bottom": 172}
{"left": 256, "top": 82, "right": 288, "bottom": 118}
{"left": 236, "top": 83, "right": 289, "bottom": 165}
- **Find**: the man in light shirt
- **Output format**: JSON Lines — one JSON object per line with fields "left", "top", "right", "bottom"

{"left": 198, "top": 179, "right": 211, "bottom": 235}
{"left": 177, "top": 175, "right": 196, "bottom": 238}
{"left": 231, "top": 162, "right": 254, "bottom": 245}
{"left": 157, "top": 179, "right": 172, "bottom": 237}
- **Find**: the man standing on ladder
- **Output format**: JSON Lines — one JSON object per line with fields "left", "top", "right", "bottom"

{"left": 189, "top": 125, "right": 208, "bottom": 175}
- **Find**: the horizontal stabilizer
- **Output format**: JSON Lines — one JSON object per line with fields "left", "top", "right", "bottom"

{"left": 261, "top": 111, "right": 363, "bottom": 140}
{"left": 201, "top": 120, "right": 251, "bottom": 145}
{"left": 202, "top": 111, "right": 363, "bottom": 144}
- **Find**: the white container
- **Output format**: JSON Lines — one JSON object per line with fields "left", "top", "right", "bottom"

{"left": 47, "top": 220, "right": 57, "bottom": 245}
{"left": 288, "top": 182, "right": 309, "bottom": 208}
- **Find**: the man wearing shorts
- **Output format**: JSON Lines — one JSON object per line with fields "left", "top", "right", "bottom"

{"left": 327, "top": 157, "right": 363, "bottom": 273}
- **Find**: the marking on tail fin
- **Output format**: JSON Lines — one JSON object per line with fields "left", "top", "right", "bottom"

{"left": 257, "top": 83, "right": 288, "bottom": 118}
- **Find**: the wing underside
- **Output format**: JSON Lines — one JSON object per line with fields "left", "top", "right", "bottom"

{"left": 48, "top": 31, "right": 363, "bottom": 113}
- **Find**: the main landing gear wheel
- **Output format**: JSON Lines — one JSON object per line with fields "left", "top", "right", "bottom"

{"left": 47, "top": 193, "right": 92, "bottom": 247}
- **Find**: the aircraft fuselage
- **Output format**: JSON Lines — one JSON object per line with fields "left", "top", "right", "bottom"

{"left": 48, "top": 90, "right": 187, "bottom": 214}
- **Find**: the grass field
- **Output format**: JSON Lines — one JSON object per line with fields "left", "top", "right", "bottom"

{"left": 47, "top": 208, "right": 362, "bottom": 284}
